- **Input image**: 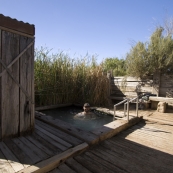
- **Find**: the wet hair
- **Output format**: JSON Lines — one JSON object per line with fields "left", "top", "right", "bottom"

{"left": 83, "top": 103, "right": 90, "bottom": 107}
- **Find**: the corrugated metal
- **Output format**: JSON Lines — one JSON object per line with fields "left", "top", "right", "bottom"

{"left": 0, "top": 14, "right": 35, "bottom": 36}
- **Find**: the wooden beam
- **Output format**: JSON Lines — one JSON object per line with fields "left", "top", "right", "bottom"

{"left": 149, "top": 97, "right": 173, "bottom": 104}
{"left": 35, "top": 103, "right": 73, "bottom": 111}
{"left": 0, "top": 14, "right": 35, "bottom": 36}
{"left": 17, "top": 142, "right": 88, "bottom": 173}
{"left": 0, "top": 28, "right": 2, "bottom": 140}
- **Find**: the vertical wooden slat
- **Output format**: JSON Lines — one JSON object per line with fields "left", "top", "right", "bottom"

{"left": 0, "top": 29, "right": 2, "bottom": 140}
{"left": 1, "top": 31, "right": 19, "bottom": 138}
{"left": 19, "top": 36, "right": 33, "bottom": 135}
{"left": 30, "top": 42, "right": 35, "bottom": 131}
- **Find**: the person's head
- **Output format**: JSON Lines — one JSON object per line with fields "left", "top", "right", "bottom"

{"left": 83, "top": 103, "right": 90, "bottom": 113}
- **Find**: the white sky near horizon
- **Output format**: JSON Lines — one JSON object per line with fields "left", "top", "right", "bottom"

{"left": 0, "top": 0, "right": 173, "bottom": 63}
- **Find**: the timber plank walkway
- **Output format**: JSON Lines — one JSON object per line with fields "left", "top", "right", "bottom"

{"left": 0, "top": 119, "right": 87, "bottom": 173}
{"left": 50, "top": 119, "right": 173, "bottom": 173}
{"left": 0, "top": 111, "right": 142, "bottom": 173}
{"left": 144, "top": 110, "right": 173, "bottom": 125}
{"left": 0, "top": 109, "right": 172, "bottom": 172}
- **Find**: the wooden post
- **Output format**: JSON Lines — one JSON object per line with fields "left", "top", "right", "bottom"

{"left": 0, "top": 29, "right": 2, "bottom": 140}
{"left": 31, "top": 41, "right": 35, "bottom": 131}
{"left": 20, "top": 36, "right": 34, "bottom": 135}
{"left": 1, "top": 31, "right": 20, "bottom": 138}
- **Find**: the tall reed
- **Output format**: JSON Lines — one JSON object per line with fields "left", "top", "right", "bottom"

{"left": 34, "top": 48, "right": 111, "bottom": 107}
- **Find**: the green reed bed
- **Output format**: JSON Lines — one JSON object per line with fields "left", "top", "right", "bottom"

{"left": 35, "top": 48, "right": 110, "bottom": 107}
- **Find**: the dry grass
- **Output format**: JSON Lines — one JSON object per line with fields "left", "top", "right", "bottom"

{"left": 34, "top": 48, "right": 111, "bottom": 107}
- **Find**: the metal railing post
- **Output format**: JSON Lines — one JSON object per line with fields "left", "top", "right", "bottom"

{"left": 136, "top": 96, "right": 139, "bottom": 117}
{"left": 113, "top": 105, "right": 116, "bottom": 121}
{"left": 114, "top": 99, "right": 128, "bottom": 120}
{"left": 124, "top": 103, "right": 126, "bottom": 117}
{"left": 127, "top": 98, "right": 129, "bottom": 122}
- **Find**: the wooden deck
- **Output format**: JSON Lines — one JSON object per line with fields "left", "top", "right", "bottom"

{"left": 0, "top": 109, "right": 172, "bottom": 173}
{"left": 0, "top": 110, "right": 142, "bottom": 173}
{"left": 144, "top": 110, "right": 173, "bottom": 125}
{"left": 0, "top": 119, "right": 88, "bottom": 173}
{"left": 49, "top": 115, "right": 173, "bottom": 173}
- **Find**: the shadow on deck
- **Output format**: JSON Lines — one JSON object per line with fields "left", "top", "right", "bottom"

{"left": 50, "top": 119, "right": 173, "bottom": 173}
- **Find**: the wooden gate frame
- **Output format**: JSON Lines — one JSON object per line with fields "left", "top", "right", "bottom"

{"left": 0, "top": 39, "right": 35, "bottom": 104}
{"left": 0, "top": 14, "right": 35, "bottom": 139}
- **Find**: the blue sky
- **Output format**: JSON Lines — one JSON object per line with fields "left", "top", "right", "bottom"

{"left": 1, "top": 0, "right": 173, "bottom": 63}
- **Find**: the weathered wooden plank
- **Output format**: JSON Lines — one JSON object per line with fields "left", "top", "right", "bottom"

{"left": 65, "top": 157, "right": 92, "bottom": 173}
{"left": 74, "top": 155, "right": 110, "bottom": 173}
{"left": 35, "top": 124, "right": 72, "bottom": 148}
{"left": 90, "top": 145, "right": 150, "bottom": 173}
{"left": 12, "top": 137, "right": 41, "bottom": 164}
{"left": 111, "top": 75, "right": 173, "bottom": 98}
{"left": 131, "top": 124, "right": 173, "bottom": 139}
{"left": 121, "top": 127, "right": 173, "bottom": 146}
{"left": 160, "top": 81, "right": 173, "bottom": 88}
{"left": 84, "top": 151, "right": 125, "bottom": 173}
{"left": 143, "top": 120, "right": 173, "bottom": 131}
{"left": 92, "top": 117, "right": 142, "bottom": 142}
{"left": 109, "top": 96, "right": 126, "bottom": 100}
{"left": 111, "top": 90, "right": 137, "bottom": 96}
{"left": 26, "top": 135, "right": 54, "bottom": 156}
{"left": 102, "top": 139, "right": 173, "bottom": 172}
{"left": 113, "top": 76, "right": 141, "bottom": 81}
{"left": 34, "top": 128, "right": 67, "bottom": 151}
{"left": 111, "top": 81, "right": 153, "bottom": 87}
{"left": 4, "top": 138, "right": 33, "bottom": 167}
{"left": 0, "top": 29, "right": 2, "bottom": 140}
{"left": 0, "top": 149, "right": 15, "bottom": 173}
{"left": 149, "top": 96, "right": 173, "bottom": 103}
{"left": 30, "top": 41, "right": 35, "bottom": 132}
{"left": 150, "top": 114, "right": 173, "bottom": 124}
{"left": 145, "top": 116, "right": 173, "bottom": 126}
{"left": 58, "top": 164, "right": 76, "bottom": 173}
{"left": 19, "top": 36, "right": 33, "bottom": 135}
{"left": 19, "top": 136, "right": 49, "bottom": 160}
{"left": 35, "top": 113, "right": 99, "bottom": 145}
{"left": 119, "top": 135, "right": 173, "bottom": 158}
{"left": 114, "top": 138, "right": 173, "bottom": 173}
{"left": 1, "top": 31, "right": 19, "bottom": 138}
{"left": 0, "top": 142, "right": 24, "bottom": 172}
{"left": 110, "top": 136, "right": 173, "bottom": 162}
{"left": 31, "top": 131, "right": 61, "bottom": 154}
{"left": 49, "top": 168, "right": 63, "bottom": 173}
{"left": 159, "top": 87, "right": 173, "bottom": 97}
{"left": 119, "top": 131, "right": 173, "bottom": 154}
{"left": 35, "top": 103, "right": 73, "bottom": 111}
{"left": 17, "top": 142, "right": 88, "bottom": 173}
{"left": 36, "top": 119, "right": 82, "bottom": 146}
{"left": 111, "top": 85, "right": 153, "bottom": 92}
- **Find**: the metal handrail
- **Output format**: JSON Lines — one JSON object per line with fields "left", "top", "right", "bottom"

{"left": 113, "top": 99, "right": 128, "bottom": 120}
{"left": 124, "top": 97, "right": 139, "bottom": 121}
{"left": 114, "top": 96, "right": 139, "bottom": 122}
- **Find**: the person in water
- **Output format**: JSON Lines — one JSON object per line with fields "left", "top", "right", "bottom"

{"left": 74, "top": 103, "right": 96, "bottom": 119}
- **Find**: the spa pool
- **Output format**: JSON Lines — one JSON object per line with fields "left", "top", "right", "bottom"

{"left": 40, "top": 106, "right": 113, "bottom": 131}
